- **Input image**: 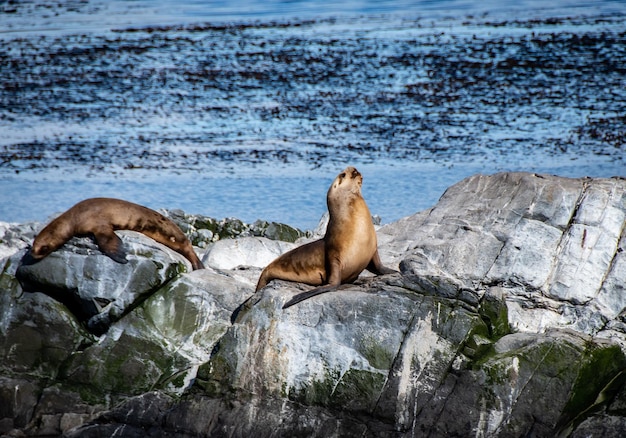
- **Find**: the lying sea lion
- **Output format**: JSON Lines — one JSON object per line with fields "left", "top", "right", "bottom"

{"left": 256, "top": 166, "right": 397, "bottom": 308}
{"left": 22, "top": 198, "right": 204, "bottom": 270}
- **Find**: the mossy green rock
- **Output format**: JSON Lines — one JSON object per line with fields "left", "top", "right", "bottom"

{"left": 163, "top": 210, "right": 306, "bottom": 246}
{"left": 59, "top": 269, "right": 250, "bottom": 403}
{"left": 418, "top": 331, "right": 626, "bottom": 437}
{"left": 200, "top": 283, "right": 489, "bottom": 428}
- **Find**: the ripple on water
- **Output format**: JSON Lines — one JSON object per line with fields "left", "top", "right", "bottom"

{"left": 0, "top": 3, "right": 624, "bottom": 227}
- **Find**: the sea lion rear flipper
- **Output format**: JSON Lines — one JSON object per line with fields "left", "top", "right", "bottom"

{"left": 366, "top": 250, "right": 398, "bottom": 276}
{"left": 94, "top": 231, "right": 128, "bottom": 264}
{"left": 283, "top": 255, "right": 343, "bottom": 308}
{"left": 282, "top": 283, "right": 339, "bottom": 309}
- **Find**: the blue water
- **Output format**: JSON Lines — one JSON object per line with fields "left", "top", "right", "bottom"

{"left": 2, "top": 0, "right": 624, "bottom": 34}
{"left": 1, "top": 0, "right": 625, "bottom": 230}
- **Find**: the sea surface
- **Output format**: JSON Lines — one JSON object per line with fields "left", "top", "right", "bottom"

{"left": 1, "top": 0, "right": 624, "bottom": 230}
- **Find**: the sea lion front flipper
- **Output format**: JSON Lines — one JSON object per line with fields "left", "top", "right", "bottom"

{"left": 93, "top": 230, "right": 128, "bottom": 264}
{"left": 366, "top": 250, "right": 398, "bottom": 276}
{"left": 282, "top": 283, "right": 339, "bottom": 309}
{"left": 186, "top": 251, "right": 205, "bottom": 270}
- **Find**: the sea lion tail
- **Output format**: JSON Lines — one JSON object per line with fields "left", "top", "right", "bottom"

{"left": 366, "top": 250, "right": 399, "bottom": 276}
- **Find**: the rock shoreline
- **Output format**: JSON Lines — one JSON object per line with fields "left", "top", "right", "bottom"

{"left": 1, "top": 172, "right": 626, "bottom": 437}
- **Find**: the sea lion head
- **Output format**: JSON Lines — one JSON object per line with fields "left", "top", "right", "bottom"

{"left": 27, "top": 238, "right": 56, "bottom": 262}
{"left": 329, "top": 166, "right": 363, "bottom": 196}
{"left": 25, "top": 218, "right": 72, "bottom": 262}
{"left": 20, "top": 239, "right": 54, "bottom": 267}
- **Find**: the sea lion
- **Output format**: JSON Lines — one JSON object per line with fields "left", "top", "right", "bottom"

{"left": 256, "top": 166, "right": 396, "bottom": 308}
{"left": 22, "top": 198, "right": 204, "bottom": 270}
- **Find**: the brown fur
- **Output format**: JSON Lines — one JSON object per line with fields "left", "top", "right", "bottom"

{"left": 26, "top": 198, "right": 204, "bottom": 270}
{"left": 255, "top": 166, "right": 396, "bottom": 308}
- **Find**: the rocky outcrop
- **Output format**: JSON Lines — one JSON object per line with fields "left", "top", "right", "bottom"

{"left": 1, "top": 172, "right": 625, "bottom": 437}
{"left": 378, "top": 172, "right": 626, "bottom": 343}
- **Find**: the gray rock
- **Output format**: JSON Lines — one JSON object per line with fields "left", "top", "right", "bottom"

{"left": 380, "top": 172, "right": 626, "bottom": 341}
{"left": 14, "top": 230, "right": 190, "bottom": 334}
{"left": 0, "top": 221, "right": 38, "bottom": 263}
{"left": 162, "top": 210, "right": 307, "bottom": 247}
{"left": 58, "top": 268, "right": 252, "bottom": 401}
{"left": 1, "top": 172, "right": 625, "bottom": 437}
{"left": 570, "top": 415, "right": 626, "bottom": 438}
{"left": 251, "top": 219, "right": 306, "bottom": 242}
{"left": 420, "top": 329, "right": 626, "bottom": 437}
{"left": 0, "top": 378, "right": 40, "bottom": 434}
{"left": 25, "top": 385, "right": 105, "bottom": 436}
{"left": 0, "top": 253, "right": 92, "bottom": 380}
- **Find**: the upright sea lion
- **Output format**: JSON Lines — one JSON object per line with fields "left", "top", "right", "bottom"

{"left": 256, "top": 166, "right": 396, "bottom": 308}
{"left": 22, "top": 198, "right": 204, "bottom": 270}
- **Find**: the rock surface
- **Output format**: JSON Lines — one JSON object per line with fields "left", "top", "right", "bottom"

{"left": 1, "top": 172, "right": 626, "bottom": 437}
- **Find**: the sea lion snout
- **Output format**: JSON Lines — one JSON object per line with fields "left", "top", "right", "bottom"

{"left": 19, "top": 248, "right": 40, "bottom": 266}
{"left": 29, "top": 242, "right": 51, "bottom": 259}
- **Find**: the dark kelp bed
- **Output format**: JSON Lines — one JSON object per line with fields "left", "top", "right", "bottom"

{"left": 0, "top": 1, "right": 624, "bottom": 229}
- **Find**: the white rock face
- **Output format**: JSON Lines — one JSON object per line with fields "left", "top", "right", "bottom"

{"left": 202, "top": 236, "right": 295, "bottom": 270}
{"left": 0, "top": 221, "right": 38, "bottom": 263}
{"left": 379, "top": 172, "right": 626, "bottom": 342}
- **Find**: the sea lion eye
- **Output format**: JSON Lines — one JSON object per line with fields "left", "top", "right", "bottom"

{"left": 339, "top": 172, "right": 346, "bottom": 179}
